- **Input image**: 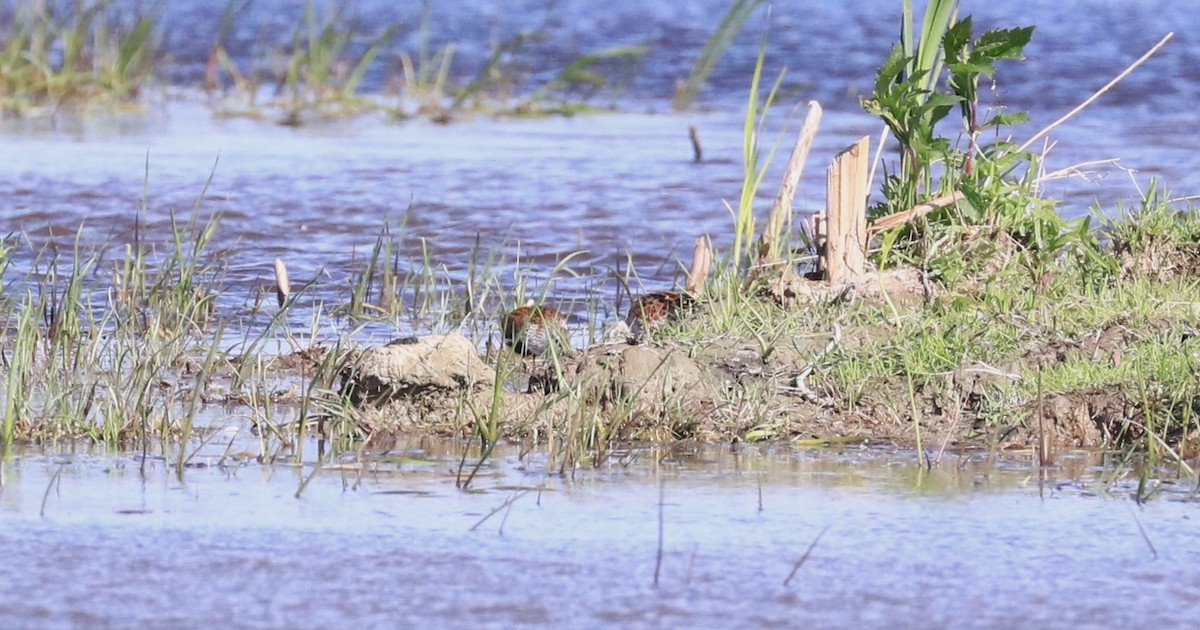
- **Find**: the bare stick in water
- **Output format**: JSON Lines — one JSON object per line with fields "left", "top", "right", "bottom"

{"left": 470, "top": 490, "right": 529, "bottom": 532}
{"left": 294, "top": 459, "right": 324, "bottom": 499}
{"left": 1129, "top": 507, "right": 1159, "bottom": 560}
{"left": 40, "top": 464, "right": 65, "bottom": 518}
{"left": 757, "top": 473, "right": 764, "bottom": 511}
{"left": 654, "top": 477, "right": 665, "bottom": 587}
{"left": 688, "top": 125, "right": 703, "bottom": 163}
{"left": 274, "top": 258, "right": 291, "bottom": 308}
{"left": 783, "top": 525, "right": 830, "bottom": 586}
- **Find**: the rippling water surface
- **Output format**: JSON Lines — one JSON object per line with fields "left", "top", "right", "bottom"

{"left": 2, "top": 440, "right": 1198, "bottom": 629}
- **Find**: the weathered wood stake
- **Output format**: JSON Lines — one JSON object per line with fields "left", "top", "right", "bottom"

{"left": 759, "top": 100, "right": 822, "bottom": 265}
{"left": 825, "top": 136, "right": 869, "bottom": 284}
{"left": 688, "top": 125, "right": 703, "bottom": 163}
{"left": 686, "top": 235, "right": 713, "bottom": 295}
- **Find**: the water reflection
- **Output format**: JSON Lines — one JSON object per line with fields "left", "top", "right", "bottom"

{"left": 1, "top": 439, "right": 1197, "bottom": 628}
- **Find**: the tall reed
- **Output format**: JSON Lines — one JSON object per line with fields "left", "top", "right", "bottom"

{"left": 674, "top": 0, "right": 765, "bottom": 111}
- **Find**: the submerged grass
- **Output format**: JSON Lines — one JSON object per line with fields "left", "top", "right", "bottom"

{"left": 2, "top": 0, "right": 782, "bottom": 122}
{"left": 0, "top": 0, "right": 157, "bottom": 114}
{"left": 673, "top": 0, "right": 765, "bottom": 111}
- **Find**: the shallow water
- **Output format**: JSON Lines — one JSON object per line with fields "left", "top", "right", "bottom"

{"left": 2, "top": 441, "right": 1197, "bottom": 629}
{"left": 1, "top": 1, "right": 1197, "bottom": 338}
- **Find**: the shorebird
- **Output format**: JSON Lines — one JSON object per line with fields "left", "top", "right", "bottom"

{"left": 502, "top": 299, "right": 570, "bottom": 359}
{"left": 625, "top": 290, "right": 695, "bottom": 344}
{"left": 624, "top": 236, "right": 712, "bottom": 344}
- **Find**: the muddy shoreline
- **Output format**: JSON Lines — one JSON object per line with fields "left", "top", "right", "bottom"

{"left": 323, "top": 257, "right": 1200, "bottom": 456}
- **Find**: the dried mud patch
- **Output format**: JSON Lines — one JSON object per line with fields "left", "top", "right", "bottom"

{"left": 1020, "top": 318, "right": 1171, "bottom": 371}
{"left": 1006, "top": 387, "right": 1140, "bottom": 449}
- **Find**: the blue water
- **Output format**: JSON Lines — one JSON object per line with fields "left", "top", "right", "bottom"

{"left": 2, "top": 443, "right": 1197, "bottom": 628}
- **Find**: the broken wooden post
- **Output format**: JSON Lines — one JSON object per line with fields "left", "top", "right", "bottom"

{"left": 825, "top": 136, "right": 869, "bottom": 284}
{"left": 686, "top": 235, "right": 713, "bottom": 295}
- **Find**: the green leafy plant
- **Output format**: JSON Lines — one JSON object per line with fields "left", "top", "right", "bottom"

{"left": 862, "top": 10, "right": 1091, "bottom": 285}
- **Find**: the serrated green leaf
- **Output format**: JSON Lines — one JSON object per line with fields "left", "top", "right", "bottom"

{"left": 875, "top": 44, "right": 911, "bottom": 93}
{"left": 943, "top": 17, "right": 973, "bottom": 59}
{"left": 975, "top": 26, "right": 1035, "bottom": 60}
{"left": 979, "top": 111, "right": 1030, "bottom": 129}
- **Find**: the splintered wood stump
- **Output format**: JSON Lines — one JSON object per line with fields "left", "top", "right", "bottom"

{"left": 825, "top": 136, "right": 869, "bottom": 284}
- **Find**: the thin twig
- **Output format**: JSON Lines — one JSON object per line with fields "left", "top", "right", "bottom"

{"left": 866, "top": 124, "right": 890, "bottom": 204}
{"left": 294, "top": 458, "right": 324, "bottom": 499}
{"left": 757, "top": 473, "right": 764, "bottom": 512}
{"left": 470, "top": 490, "right": 529, "bottom": 533}
{"left": 1018, "top": 33, "right": 1174, "bottom": 153}
{"left": 1129, "top": 507, "right": 1159, "bottom": 560}
{"left": 791, "top": 323, "right": 842, "bottom": 405}
{"left": 653, "top": 476, "right": 665, "bottom": 587}
{"left": 783, "top": 525, "right": 829, "bottom": 586}
{"left": 40, "top": 464, "right": 66, "bottom": 518}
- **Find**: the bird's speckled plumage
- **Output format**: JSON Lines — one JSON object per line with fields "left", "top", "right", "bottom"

{"left": 625, "top": 291, "right": 695, "bottom": 343}
{"left": 502, "top": 300, "right": 569, "bottom": 357}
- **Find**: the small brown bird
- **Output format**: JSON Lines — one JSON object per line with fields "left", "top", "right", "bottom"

{"left": 625, "top": 290, "right": 695, "bottom": 344}
{"left": 624, "top": 236, "right": 712, "bottom": 344}
{"left": 502, "top": 299, "right": 570, "bottom": 358}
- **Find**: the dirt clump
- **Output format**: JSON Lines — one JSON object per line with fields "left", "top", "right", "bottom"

{"left": 340, "top": 333, "right": 495, "bottom": 405}
{"left": 1008, "top": 388, "right": 1140, "bottom": 448}
{"left": 573, "top": 344, "right": 709, "bottom": 414}
{"left": 764, "top": 266, "right": 929, "bottom": 308}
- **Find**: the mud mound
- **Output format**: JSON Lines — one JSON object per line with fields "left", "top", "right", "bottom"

{"left": 573, "top": 344, "right": 709, "bottom": 413}
{"left": 765, "top": 266, "right": 928, "bottom": 307}
{"left": 1009, "top": 388, "right": 1139, "bottom": 448}
{"left": 340, "top": 334, "right": 495, "bottom": 405}
{"left": 1022, "top": 320, "right": 1158, "bottom": 370}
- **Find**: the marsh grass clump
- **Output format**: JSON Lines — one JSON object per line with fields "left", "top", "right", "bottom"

{"left": 1101, "top": 181, "right": 1200, "bottom": 281}
{"left": 0, "top": 0, "right": 158, "bottom": 115}
{"left": 206, "top": 0, "right": 397, "bottom": 123}
{"left": 3, "top": 4, "right": 1199, "bottom": 489}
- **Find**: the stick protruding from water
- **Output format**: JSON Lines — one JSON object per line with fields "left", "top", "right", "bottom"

{"left": 273, "top": 258, "right": 291, "bottom": 308}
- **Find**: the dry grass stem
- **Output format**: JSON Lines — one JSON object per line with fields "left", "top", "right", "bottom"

{"left": 274, "top": 258, "right": 291, "bottom": 307}
{"left": 868, "top": 191, "right": 966, "bottom": 236}
{"left": 686, "top": 236, "right": 713, "bottom": 295}
{"left": 1018, "top": 32, "right": 1174, "bottom": 153}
